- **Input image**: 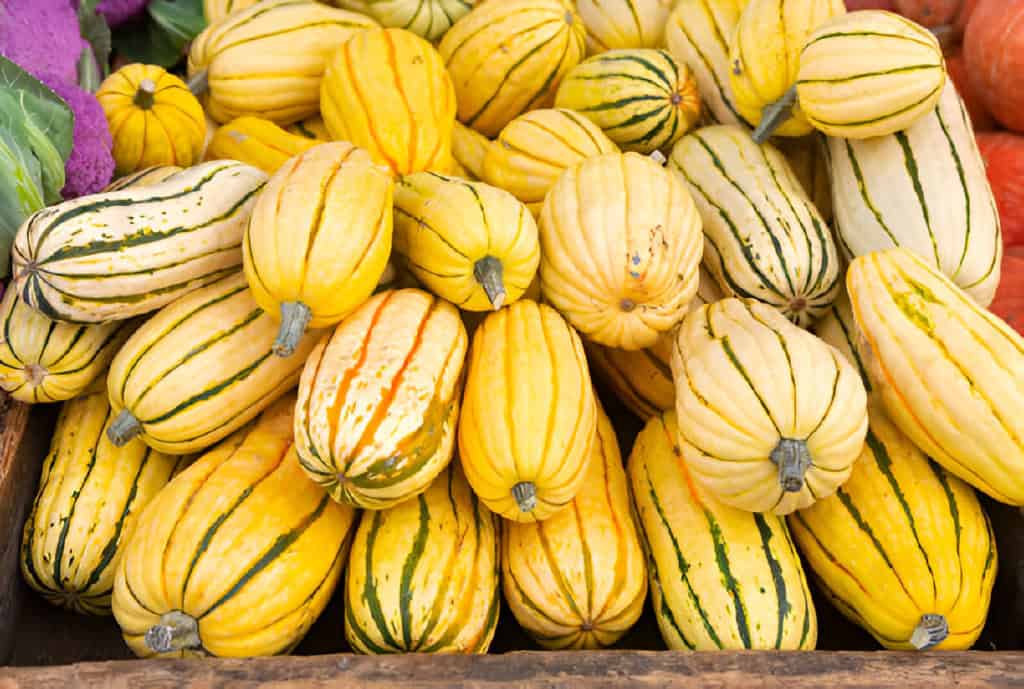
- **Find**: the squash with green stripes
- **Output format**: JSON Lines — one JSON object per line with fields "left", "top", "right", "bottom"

{"left": 829, "top": 82, "right": 1001, "bottom": 306}
{"left": 103, "top": 165, "right": 182, "bottom": 191}
{"left": 554, "top": 49, "right": 702, "bottom": 154}
{"left": 813, "top": 291, "right": 873, "bottom": 399}
{"left": 778, "top": 135, "right": 832, "bottom": 223}
{"left": 575, "top": 0, "right": 674, "bottom": 53}
{"left": 797, "top": 10, "right": 946, "bottom": 140}
{"left": 205, "top": 116, "right": 319, "bottom": 175}
{"left": 106, "top": 272, "right": 320, "bottom": 455}
{"left": 21, "top": 389, "right": 185, "bottom": 615}
{"left": 344, "top": 463, "right": 499, "bottom": 654}
{"left": 502, "top": 403, "right": 647, "bottom": 649}
{"left": 790, "top": 404, "right": 997, "bottom": 650}
{"left": 628, "top": 410, "right": 818, "bottom": 650}
{"left": 11, "top": 160, "right": 267, "bottom": 324}
{"left": 332, "top": 0, "right": 477, "bottom": 40}
{"left": 451, "top": 121, "right": 490, "bottom": 180}
{"left": 439, "top": 0, "right": 587, "bottom": 137}
{"left": 112, "top": 395, "right": 357, "bottom": 657}
{"left": 295, "top": 289, "right": 467, "bottom": 510}
{"left": 672, "top": 298, "right": 868, "bottom": 514}
{"left": 669, "top": 125, "right": 841, "bottom": 326}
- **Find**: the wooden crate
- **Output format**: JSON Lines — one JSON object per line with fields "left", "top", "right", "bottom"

{"left": 0, "top": 395, "right": 1022, "bottom": 688}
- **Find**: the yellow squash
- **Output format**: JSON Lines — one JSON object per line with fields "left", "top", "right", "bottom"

{"left": 203, "top": 0, "right": 260, "bottom": 23}
{"left": 321, "top": 27, "right": 456, "bottom": 175}
{"left": 502, "top": 404, "right": 647, "bottom": 649}
{"left": 112, "top": 396, "right": 357, "bottom": 658}
{"left": 243, "top": 142, "right": 393, "bottom": 357}
{"left": 286, "top": 115, "right": 330, "bottom": 141}
{"left": 451, "top": 121, "right": 490, "bottom": 180}
{"left": 540, "top": 151, "right": 704, "bottom": 350}
{"left": 672, "top": 298, "right": 868, "bottom": 514}
{"left": 459, "top": 300, "right": 597, "bottom": 522}
{"left": 790, "top": 405, "right": 997, "bottom": 651}
{"left": 629, "top": 411, "right": 818, "bottom": 650}
{"left": 345, "top": 464, "right": 499, "bottom": 653}
{"left": 21, "top": 390, "right": 184, "bottom": 614}
{"left": 97, "top": 63, "right": 206, "bottom": 175}
{"left": 575, "top": 0, "right": 674, "bottom": 53}
{"left": 439, "top": 0, "right": 587, "bottom": 137}
{"left": 332, "top": 0, "right": 478, "bottom": 40}
{"left": 295, "top": 289, "right": 467, "bottom": 510}
{"left": 392, "top": 173, "right": 540, "bottom": 311}
{"left": 205, "top": 116, "right": 319, "bottom": 174}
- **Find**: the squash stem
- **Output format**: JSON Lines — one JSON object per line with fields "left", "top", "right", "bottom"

{"left": 133, "top": 79, "right": 156, "bottom": 110}
{"left": 473, "top": 256, "right": 506, "bottom": 310}
{"left": 145, "top": 611, "right": 202, "bottom": 654}
{"left": 512, "top": 481, "right": 537, "bottom": 513}
{"left": 187, "top": 70, "right": 209, "bottom": 97}
{"left": 752, "top": 86, "right": 798, "bottom": 144}
{"left": 909, "top": 614, "right": 949, "bottom": 650}
{"left": 107, "top": 409, "right": 142, "bottom": 447}
{"left": 274, "top": 301, "right": 312, "bottom": 358}
{"left": 770, "top": 437, "right": 811, "bottom": 493}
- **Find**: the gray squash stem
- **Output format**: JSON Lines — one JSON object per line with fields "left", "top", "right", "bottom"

{"left": 107, "top": 409, "right": 142, "bottom": 447}
{"left": 770, "top": 437, "right": 811, "bottom": 493}
{"left": 145, "top": 611, "right": 202, "bottom": 654}
{"left": 909, "top": 614, "right": 949, "bottom": 651}
{"left": 752, "top": 86, "right": 798, "bottom": 144}
{"left": 187, "top": 70, "right": 209, "bottom": 97}
{"left": 473, "top": 256, "right": 506, "bottom": 310}
{"left": 512, "top": 481, "right": 537, "bottom": 513}
{"left": 273, "top": 301, "right": 312, "bottom": 358}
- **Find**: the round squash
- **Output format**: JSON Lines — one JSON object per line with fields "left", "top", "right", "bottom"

{"left": 97, "top": 63, "right": 206, "bottom": 175}
{"left": 243, "top": 142, "right": 393, "bottom": 357}
{"left": 555, "top": 49, "right": 701, "bottom": 154}
{"left": 203, "top": 0, "right": 260, "bottom": 23}
{"left": 111, "top": 396, "right": 357, "bottom": 658}
{"left": 439, "top": 0, "right": 587, "bottom": 137}
{"left": 205, "top": 116, "right": 319, "bottom": 175}
{"left": 964, "top": 0, "right": 1024, "bottom": 133}
{"left": 459, "top": 300, "right": 597, "bottom": 522}
{"left": 321, "top": 27, "right": 457, "bottom": 176}
{"left": 392, "top": 173, "right": 540, "bottom": 311}
{"left": 540, "top": 151, "right": 704, "bottom": 350}
{"left": 295, "top": 289, "right": 466, "bottom": 510}
{"left": 672, "top": 298, "right": 869, "bottom": 515}
{"left": 332, "top": 0, "right": 478, "bottom": 40}
{"left": 575, "top": 0, "right": 674, "bottom": 53}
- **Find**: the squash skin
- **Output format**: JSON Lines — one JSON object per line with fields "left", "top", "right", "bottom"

{"left": 21, "top": 390, "right": 185, "bottom": 615}
{"left": 629, "top": 410, "right": 818, "bottom": 650}
{"left": 812, "top": 290, "right": 874, "bottom": 398}
{"left": 103, "top": 166, "right": 183, "bottom": 191}
{"left": 672, "top": 298, "right": 869, "bottom": 515}
{"left": 285, "top": 115, "right": 331, "bottom": 141}
{"left": 112, "top": 396, "right": 357, "bottom": 658}
{"left": 790, "top": 404, "right": 996, "bottom": 650}
{"left": 847, "top": 248, "right": 1024, "bottom": 505}
{"left": 344, "top": 464, "right": 500, "bottom": 654}
{"left": 963, "top": 0, "right": 1024, "bottom": 133}
{"left": 575, "top": 0, "right": 673, "bottom": 53}
{"left": 331, "top": 0, "right": 478, "bottom": 40}
{"left": 540, "top": 152, "right": 704, "bottom": 350}
{"left": 205, "top": 116, "right": 319, "bottom": 175}
{"left": 459, "top": 300, "right": 597, "bottom": 522}
{"left": 502, "top": 404, "right": 647, "bottom": 649}
{"left": 777, "top": 134, "right": 832, "bottom": 222}
{"left": 203, "top": 0, "right": 261, "bottom": 23}
{"left": 97, "top": 64, "right": 207, "bottom": 175}
{"left": 439, "top": 0, "right": 587, "bottom": 137}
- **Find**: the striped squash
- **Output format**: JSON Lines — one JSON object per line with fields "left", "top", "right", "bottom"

{"left": 285, "top": 115, "right": 330, "bottom": 141}
{"left": 205, "top": 116, "right": 319, "bottom": 175}
{"left": 829, "top": 82, "right": 1001, "bottom": 306}
{"left": 188, "top": 0, "right": 378, "bottom": 124}
{"left": 554, "top": 49, "right": 702, "bottom": 154}
{"left": 672, "top": 298, "right": 869, "bottom": 514}
{"left": 778, "top": 135, "right": 832, "bottom": 223}
{"left": 540, "top": 152, "right": 704, "bottom": 350}
{"left": 106, "top": 272, "right": 320, "bottom": 455}
{"left": 321, "top": 28, "right": 457, "bottom": 176}
{"left": 11, "top": 161, "right": 267, "bottom": 324}
{"left": 812, "top": 291, "right": 873, "bottom": 398}
{"left": 332, "top": 0, "right": 477, "bottom": 40}
{"left": 459, "top": 300, "right": 597, "bottom": 522}
{"left": 103, "top": 165, "right": 182, "bottom": 191}
{"left": 797, "top": 10, "right": 946, "bottom": 139}
{"left": 847, "top": 248, "right": 1024, "bottom": 505}
{"left": 112, "top": 396, "right": 357, "bottom": 658}
{"left": 664, "top": 0, "right": 745, "bottom": 125}
{"left": 439, "top": 0, "right": 587, "bottom": 137}
{"left": 451, "top": 121, "right": 490, "bottom": 180}
{"left": 21, "top": 390, "right": 185, "bottom": 615}
{"left": 575, "top": 0, "right": 674, "bottom": 53}
{"left": 295, "top": 289, "right": 467, "bottom": 510}
{"left": 345, "top": 464, "right": 499, "bottom": 654}
{"left": 669, "top": 125, "right": 841, "bottom": 326}
{"left": 629, "top": 410, "right": 818, "bottom": 650}
{"left": 790, "top": 405, "right": 997, "bottom": 650}
{"left": 203, "top": 0, "right": 260, "bottom": 23}
{"left": 502, "top": 403, "right": 647, "bottom": 649}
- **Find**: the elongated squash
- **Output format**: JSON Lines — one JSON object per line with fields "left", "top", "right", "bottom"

{"left": 790, "top": 405, "right": 996, "bottom": 651}
{"left": 295, "top": 289, "right": 466, "bottom": 510}
{"left": 106, "top": 272, "right": 319, "bottom": 455}
{"left": 439, "top": 0, "right": 587, "bottom": 137}
{"left": 244, "top": 143, "right": 392, "bottom": 357}
{"left": 188, "top": 0, "right": 378, "bottom": 124}
{"left": 813, "top": 290, "right": 873, "bottom": 397}
{"left": 393, "top": 173, "right": 540, "bottom": 311}
{"left": 672, "top": 298, "right": 869, "bottom": 514}
{"left": 629, "top": 410, "right": 818, "bottom": 650}
{"left": 11, "top": 161, "right": 267, "bottom": 324}
{"left": 847, "top": 248, "right": 1024, "bottom": 505}
{"left": 112, "top": 396, "right": 357, "bottom": 657}
{"left": 669, "top": 125, "right": 840, "bottom": 326}
{"left": 103, "top": 165, "right": 182, "bottom": 191}
{"left": 777, "top": 135, "right": 832, "bottom": 223}
{"left": 21, "top": 390, "right": 185, "bottom": 615}
{"left": 332, "top": 0, "right": 477, "bottom": 40}
{"left": 829, "top": 82, "right": 1001, "bottom": 306}
{"left": 541, "top": 152, "right": 704, "bottom": 350}
{"left": 459, "top": 300, "right": 597, "bottom": 522}
{"left": 503, "top": 404, "right": 647, "bottom": 649}
{"left": 205, "top": 116, "right": 319, "bottom": 175}
{"left": 575, "top": 0, "right": 674, "bottom": 53}
{"left": 345, "top": 464, "right": 499, "bottom": 653}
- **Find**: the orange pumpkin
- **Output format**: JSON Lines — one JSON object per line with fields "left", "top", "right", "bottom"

{"left": 964, "top": 0, "right": 1024, "bottom": 132}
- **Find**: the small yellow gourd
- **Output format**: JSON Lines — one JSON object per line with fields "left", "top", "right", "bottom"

{"left": 205, "top": 116, "right": 319, "bottom": 175}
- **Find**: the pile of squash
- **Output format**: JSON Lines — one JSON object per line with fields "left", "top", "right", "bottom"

{"left": 6, "top": 0, "right": 1024, "bottom": 659}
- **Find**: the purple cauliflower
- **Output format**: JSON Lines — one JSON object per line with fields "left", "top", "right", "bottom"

{"left": 38, "top": 74, "right": 115, "bottom": 198}
{"left": 97, "top": 0, "right": 150, "bottom": 28}
{"left": 0, "top": 0, "right": 88, "bottom": 85}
